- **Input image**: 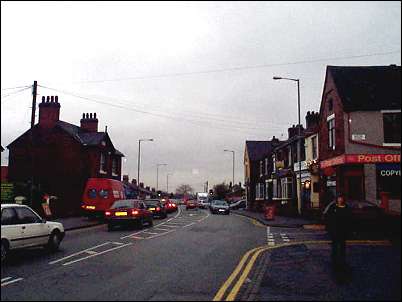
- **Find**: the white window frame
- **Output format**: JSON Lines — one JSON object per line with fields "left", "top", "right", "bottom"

{"left": 100, "top": 153, "right": 107, "bottom": 174}
{"left": 281, "top": 177, "right": 293, "bottom": 199}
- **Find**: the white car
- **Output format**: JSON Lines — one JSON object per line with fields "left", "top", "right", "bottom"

{"left": 1, "top": 204, "right": 65, "bottom": 262}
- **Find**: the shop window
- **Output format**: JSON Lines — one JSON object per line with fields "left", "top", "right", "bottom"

{"left": 377, "top": 164, "right": 401, "bottom": 199}
{"left": 281, "top": 177, "right": 293, "bottom": 199}
{"left": 383, "top": 112, "right": 401, "bottom": 144}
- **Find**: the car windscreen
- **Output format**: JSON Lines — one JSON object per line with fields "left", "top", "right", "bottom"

{"left": 111, "top": 200, "right": 137, "bottom": 209}
{"left": 144, "top": 200, "right": 160, "bottom": 206}
{"left": 212, "top": 200, "right": 227, "bottom": 206}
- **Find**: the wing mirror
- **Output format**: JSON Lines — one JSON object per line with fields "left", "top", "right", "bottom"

{"left": 42, "top": 218, "right": 47, "bottom": 224}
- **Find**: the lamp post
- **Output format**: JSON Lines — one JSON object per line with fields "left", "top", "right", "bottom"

{"left": 137, "top": 138, "right": 154, "bottom": 186}
{"left": 273, "top": 76, "right": 302, "bottom": 215}
{"left": 166, "top": 173, "right": 172, "bottom": 194}
{"left": 224, "top": 149, "right": 235, "bottom": 188}
{"left": 156, "top": 163, "right": 167, "bottom": 191}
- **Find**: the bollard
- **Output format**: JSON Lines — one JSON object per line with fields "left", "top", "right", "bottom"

{"left": 264, "top": 205, "right": 275, "bottom": 220}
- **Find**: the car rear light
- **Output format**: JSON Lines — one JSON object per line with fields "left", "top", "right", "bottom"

{"left": 105, "top": 211, "right": 111, "bottom": 216}
{"left": 132, "top": 210, "right": 139, "bottom": 215}
{"left": 156, "top": 207, "right": 160, "bottom": 211}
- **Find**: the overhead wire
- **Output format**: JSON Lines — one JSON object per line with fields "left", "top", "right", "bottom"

{"left": 38, "top": 84, "right": 284, "bottom": 134}
{"left": 1, "top": 87, "right": 32, "bottom": 103}
{"left": 72, "top": 50, "right": 401, "bottom": 84}
{"left": 1, "top": 85, "right": 31, "bottom": 91}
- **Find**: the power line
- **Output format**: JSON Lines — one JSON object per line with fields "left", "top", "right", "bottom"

{"left": 1, "top": 85, "right": 31, "bottom": 91}
{"left": 38, "top": 84, "right": 284, "bottom": 133}
{"left": 73, "top": 50, "right": 401, "bottom": 84}
{"left": 1, "top": 87, "right": 32, "bottom": 102}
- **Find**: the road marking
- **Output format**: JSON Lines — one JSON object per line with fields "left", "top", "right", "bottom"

{"left": 1, "top": 277, "right": 12, "bottom": 282}
{"left": 212, "top": 246, "right": 264, "bottom": 301}
{"left": 62, "top": 243, "right": 133, "bottom": 266}
{"left": 130, "top": 236, "right": 145, "bottom": 240}
{"left": 49, "top": 242, "right": 111, "bottom": 265}
{"left": 142, "top": 231, "right": 160, "bottom": 235}
{"left": 112, "top": 242, "right": 125, "bottom": 245}
{"left": 183, "top": 222, "right": 195, "bottom": 228}
{"left": 145, "top": 230, "right": 175, "bottom": 240}
{"left": 85, "top": 250, "right": 98, "bottom": 255}
{"left": 1, "top": 278, "right": 24, "bottom": 287}
{"left": 226, "top": 248, "right": 265, "bottom": 301}
{"left": 162, "top": 225, "right": 179, "bottom": 228}
{"left": 155, "top": 227, "right": 171, "bottom": 231}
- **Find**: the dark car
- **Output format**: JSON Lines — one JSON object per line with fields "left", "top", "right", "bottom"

{"left": 105, "top": 199, "right": 153, "bottom": 231}
{"left": 210, "top": 200, "right": 230, "bottom": 215}
{"left": 161, "top": 198, "right": 178, "bottom": 213}
{"left": 323, "top": 200, "right": 385, "bottom": 232}
{"left": 186, "top": 200, "right": 198, "bottom": 210}
{"left": 144, "top": 199, "right": 167, "bottom": 219}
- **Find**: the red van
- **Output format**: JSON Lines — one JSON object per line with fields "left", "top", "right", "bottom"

{"left": 81, "top": 178, "right": 126, "bottom": 217}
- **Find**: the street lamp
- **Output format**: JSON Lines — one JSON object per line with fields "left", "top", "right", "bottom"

{"left": 273, "top": 76, "right": 302, "bottom": 215}
{"left": 137, "top": 138, "right": 154, "bottom": 186}
{"left": 224, "top": 149, "right": 235, "bottom": 188}
{"left": 166, "top": 173, "right": 172, "bottom": 194}
{"left": 156, "top": 163, "right": 167, "bottom": 191}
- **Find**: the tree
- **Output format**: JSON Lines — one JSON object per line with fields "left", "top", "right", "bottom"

{"left": 213, "top": 182, "right": 230, "bottom": 200}
{"left": 175, "top": 184, "right": 194, "bottom": 196}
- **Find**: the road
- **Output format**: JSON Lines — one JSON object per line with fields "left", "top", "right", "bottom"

{"left": 2, "top": 206, "right": 291, "bottom": 301}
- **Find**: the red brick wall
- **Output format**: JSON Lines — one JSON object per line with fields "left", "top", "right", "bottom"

{"left": 318, "top": 70, "right": 346, "bottom": 161}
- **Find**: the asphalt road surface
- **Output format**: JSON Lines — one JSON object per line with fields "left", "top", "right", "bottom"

{"left": 2, "top": 206, "right": 273, "bottom": 301}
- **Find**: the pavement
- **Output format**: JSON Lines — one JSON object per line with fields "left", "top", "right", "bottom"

{"left": 241, "top": 241, "right": 401, "bottom": 301}
{"left": 53, "top": 215, "right": 104, "bottom": 231}
{"left": 232, "top": 208, "right": 323, "bottom": 228}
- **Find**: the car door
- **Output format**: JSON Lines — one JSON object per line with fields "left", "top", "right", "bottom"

{"left": 14, "top": 207, "right": 49, "bottom": 248}
{"left": 1, "top": 207, "right": 23, "bottom": 249}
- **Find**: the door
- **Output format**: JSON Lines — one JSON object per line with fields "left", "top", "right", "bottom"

{"left": 1, "top": 207, "right": 23, "bottom": 249}
{"left": 14, "top": 207, "right": 49, "bottom": 247}
{"left": 345, "top": 176, "right": 365, "bottom": 201}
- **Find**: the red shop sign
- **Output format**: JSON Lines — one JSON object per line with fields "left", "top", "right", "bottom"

{"left": 346, "top": 154, "right": 401, "bottom": 164}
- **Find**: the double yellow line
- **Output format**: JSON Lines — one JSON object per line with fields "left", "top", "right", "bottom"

{"left": 213, "top": 239, "right": 392, "bottom": 301}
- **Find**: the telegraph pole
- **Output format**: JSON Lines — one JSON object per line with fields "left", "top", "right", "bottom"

{"left": 30, "top": 81, "right": 37, "bottom": 207}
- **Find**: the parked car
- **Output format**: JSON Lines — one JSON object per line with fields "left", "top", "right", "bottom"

{"left": 1, "top": 204, "right": 65, "bottom": 262}
{"left": 186, "top": 200, "right": 198, "bottom": 210}
{"left": 105, "top": 199, "right": 153, "bottom": 231}
{"left": 144, "top": 199, "right": 167, "bottom": 219}
{"left": 229, "top": 199, "right": 246, "bottom": 210}
{"left": 210, "top": 200, "right": 230, "bottom": 215}
{"left": 322, "top": 200, "right": 385, "bottom": 232}
{"left": 81, "top": 178, "right": 126, "bottom": 217}
{"left": 161, "top": 198, "right": 178, "bottom": 213}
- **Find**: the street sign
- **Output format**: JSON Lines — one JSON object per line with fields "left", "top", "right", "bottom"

{"left": 1, "top": 183, "right": 14, "bottom": 203}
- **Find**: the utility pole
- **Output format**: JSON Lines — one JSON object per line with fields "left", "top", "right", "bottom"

{"left": 30, "top": 81, "right": 37, "bottom": 207}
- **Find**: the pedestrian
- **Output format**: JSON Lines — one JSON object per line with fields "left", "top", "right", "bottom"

{"left": 325, "top": 193, "right": 352, "bottom": 282}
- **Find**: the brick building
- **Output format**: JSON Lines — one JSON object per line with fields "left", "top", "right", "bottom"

{"left": 318, "top": 65, "right": 401, "bottom": 213}
{"left": 7, "top": 96, "right": 124, "bottom": 217}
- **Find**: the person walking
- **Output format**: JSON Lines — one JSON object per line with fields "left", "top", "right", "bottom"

{"left": 325, "top": 194, "right": 352, "bottom": 281}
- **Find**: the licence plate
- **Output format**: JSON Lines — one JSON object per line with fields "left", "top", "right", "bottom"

{"left": 149, "top": 208, "right": 155, "bottom": 211}
{"left": 86, "top": 206, "right": 96, "bottom": 210}
{"left": 219, "top": 209, "right": 225, "bottom": 212}
{"left": 115, "top": 211, "right": 128, "bottom": 216}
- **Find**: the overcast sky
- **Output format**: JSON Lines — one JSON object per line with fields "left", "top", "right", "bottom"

{"left": 1, "top": 1, "right": 401, "bottom": 192}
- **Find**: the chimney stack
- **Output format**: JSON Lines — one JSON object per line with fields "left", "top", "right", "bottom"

{"left": 39, "top": 95, "right": 61, "bottom": 128}
{"left": 305, "top": 111, "right": 320, "bottom": 130}
{"left": 80, "top": 112, "right": 98, "bottom": 132}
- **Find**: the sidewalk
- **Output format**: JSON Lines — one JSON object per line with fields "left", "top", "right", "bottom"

{"left": 245, "top": 241, "right": 401, "bottom": 301}
{"left": 232, "top": 209, "right": 322, "bottom": 228}
{"left": 53, "top": 216, "right": 104, "bottom": 231}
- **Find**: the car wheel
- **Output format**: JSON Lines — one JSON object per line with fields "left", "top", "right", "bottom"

{"left": 47, "top": 231, "right": 62, "bottom": 252}
{"left": 1, "top": 240, "right": 9, "bottom": 263}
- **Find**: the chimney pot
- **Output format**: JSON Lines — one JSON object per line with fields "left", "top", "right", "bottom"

{"left": 42, "top": 96, "right": 45, "bottom": 102}
{"left": 46, "top": 96, "right": 50, "bottom": 103}
{"left": 82, "top": 113, "right": 85, "bottom": 119}
{"left": 94, "top": 113, "right": 97, "bottom": 119}
{"left": 86, "top": 113, "right": 89, "bottom": 119}
{"left": 55, "top": 96, "right": 58, "bottom": 103}
{"left": 51, "top": 96, "right": 54, "bottom": 103}
{"left": 90, "top": 113, "right": 93, "bottom": 119}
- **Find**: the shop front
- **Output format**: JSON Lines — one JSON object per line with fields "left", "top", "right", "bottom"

{"left": 320, "top": 154, "right": 401, "bottom": 212}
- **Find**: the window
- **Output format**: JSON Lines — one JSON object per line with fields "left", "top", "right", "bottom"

{"left": 281, "top": 177, "right": 293, "bottom": 199}
{"left": 311, "top": 136, "right": 317, "bottom": 159}
{"left": 1, "top": 208, "right": 18, "bottom": 225}
{"left": 112, "top": 158, "right": 118, "bottom": 175}
{"left": 87, "top": 189, "right": 97, "bottom": 199}
{"left": 100, "top": 153, "right": 107, "bottom": 173}
{"left": 99, "top": 189, "right": 109, "bottom": 199}
{"left": 259, "top": 161, "right": 263, "bottom": 176}
{"left": 383, "top": 112, "right": 401, "bottom": 144}
{"left": 15, "top": 207, "right": 42, "bottom": 224}
{"left": 328, "top": 118, "right": 335, "bottom": 150}
{"left": 328, "top": 98, "right": 333, "bottom": 111}
{"left": 265, "top": 158, "right": 268, "bottom": 176}
{"left": 377, "top": 164, "right": 401, "bottom": 199}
